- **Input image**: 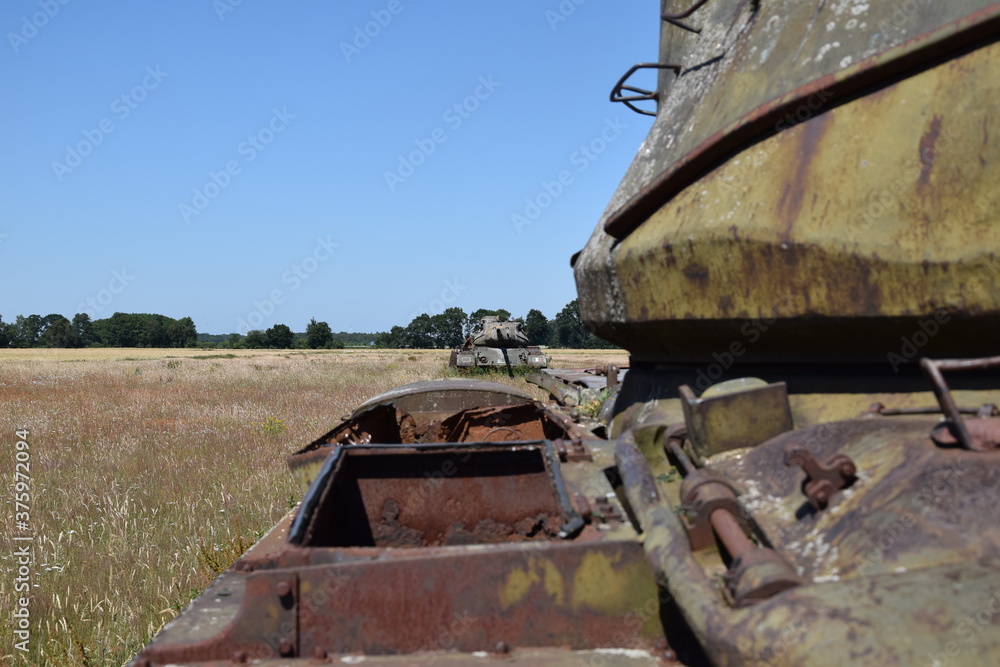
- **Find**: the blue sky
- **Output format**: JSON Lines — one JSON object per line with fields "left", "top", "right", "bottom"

{"left": 1, "top": 1, "right": 658, "bottom": 335}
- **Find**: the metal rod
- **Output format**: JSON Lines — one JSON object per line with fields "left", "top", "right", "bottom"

{"left": 880, "top": 405, "right": 994, "bottom": 415}
{"left": 928, "top": 355, "right": 1000, "bottom": 372}
{"left": 668, "top": 440, "right": 695, "bottom": 476}
{"left": 709, "top": 508, "right": 755, "bottom": 561}
{"left": 920, "top": 358, "right": 976, "bottom": 451}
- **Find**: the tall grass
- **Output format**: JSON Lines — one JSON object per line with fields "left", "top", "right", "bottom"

{"left": 0, "top": 348, "right": 624, "bottom": 665}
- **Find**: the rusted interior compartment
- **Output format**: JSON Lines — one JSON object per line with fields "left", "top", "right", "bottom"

{"left": 330, "top": 402, "right": 572, "bottom": 445}
{"left": 302, "top": 447, "right": 567, "bottom": 548}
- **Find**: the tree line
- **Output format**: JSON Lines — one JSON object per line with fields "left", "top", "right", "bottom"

{"left": 0, "top": 300, "right": 614, "bottom": 350}
{"left": 372, "top": 300, "right": 615, "bottom": 349}
{"left": 0, "top": 313, "right": 197, "bottom": 348}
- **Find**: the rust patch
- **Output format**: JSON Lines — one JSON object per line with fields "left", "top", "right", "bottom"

{"left": 373, "top": 499, "right": 563, "bottom": 547}
{"left": 917, "top": 115, "right": 942, "bottom": 191}
{"left": 718, "top": 294, "right": 734, "bottom": 316}
{"left": 845, "top": 254, "right": 882, "bottom": 317}
{"left": 372, "top": 499, "right": 426, "bottom": 547}
{"left": 682, "top": 263, "right": 710, "bottom": 288}
{"left": 778, "top": 111, "right": 831, "bottom": 241}
{"left": 662, "top": 243, "right": 677, "bottom": 267}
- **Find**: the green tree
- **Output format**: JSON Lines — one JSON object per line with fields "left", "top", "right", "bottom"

{"left": 551, "top": 300, "right": 584, "bottom": 348}
{"left": 374, "top": 326, "right": 406, "bottom": 348}
{"left": 38, "top": 315, "right": 74, "bottom": 347}
{"left": 404, "top": 314, "right": 434, "bottom": 348}
{"left": 0, "top": 315, "right": 8, "bottom": 347}
{"left": 143, "top": 317, "right": 168, "bottom": 347}
{"left": 9, "top": 315, "right": 43, "bottom": 348}
{"left": 549, "top": 300, "right": 616, "bottom": 349}
{"left": 266, "top": 323, "right": 294, "bottom": 349}
{"left": 169, "top": 317, "right": 197, "bottom": 347}
{"left": 244, "top": 330, "right": 267, "bottom": 349}
{"left": 72, "top": 313, "right": 94, "bottom": 347}
{"left": 93, "top": 313, "right": 160, "bottom": 347}
{"left": 228, "top": 333, "right": 242, "bottom": 348}
{"left": 523, "top": 309, "right": 550, "bottom": 345}
{"left": 430, "top": 307, "right": 467, "bottom": 348}
{"left": 305, "top": 318, "right": 333, "bottom": 349}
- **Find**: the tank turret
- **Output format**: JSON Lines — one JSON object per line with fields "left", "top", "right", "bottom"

{"left": 467, "top": 316, "right": 530, "bottom": 348}
{"left": 574, "top": 1, "right": 1000, "bottom": 386}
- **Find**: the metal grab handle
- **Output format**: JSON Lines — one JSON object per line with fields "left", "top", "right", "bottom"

{"left": 920, "top": 356, "right": 1000, "bottom": 451}
{"left": 662, "top": 0, "right": 713, "bottom": 33}
{"left": 610, "top": 63, "right": 681, "bottom": 117}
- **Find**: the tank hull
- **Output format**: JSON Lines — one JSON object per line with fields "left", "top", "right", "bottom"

{"left": 450, "top": 345, "right": 547, "bottom": 369}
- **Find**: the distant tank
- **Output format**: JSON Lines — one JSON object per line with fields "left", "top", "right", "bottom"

{"left": 449, "top": 316, "right": 547, "bottom": 369}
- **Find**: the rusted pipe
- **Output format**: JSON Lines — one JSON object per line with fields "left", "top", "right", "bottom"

{"left": 667, "top": 440, "right": 694, "bottom": 476}
{"left": 928, "top": 355, "right": 1000, "bottom": 372}
{"left": 710, "top": 508, "right": 755, "bottom": 562}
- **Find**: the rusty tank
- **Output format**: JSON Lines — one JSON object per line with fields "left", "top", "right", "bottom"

{"left": 449, "top": 316, "right": 548, "bottom": 370}
{"left": 133, "top": 2, "right": 1000, "bottom": 665}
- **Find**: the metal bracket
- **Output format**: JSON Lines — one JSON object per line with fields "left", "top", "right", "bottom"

{"left": 592, "top": 495, "right": 624, "bottom": 526}
{"left": 783, "top": 444, "right": 856, "bottom": 510}
{"left": 722, "top": 547, "right": 803, "bottom": 608}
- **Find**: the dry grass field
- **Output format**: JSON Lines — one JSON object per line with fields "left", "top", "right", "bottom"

{"left": 0, "top": 347, "right": 626, "bottom": 666}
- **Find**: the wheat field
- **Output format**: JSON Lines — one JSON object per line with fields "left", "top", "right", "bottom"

{"left": 0, "top": 347, "right": 626, "bottom": 666}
